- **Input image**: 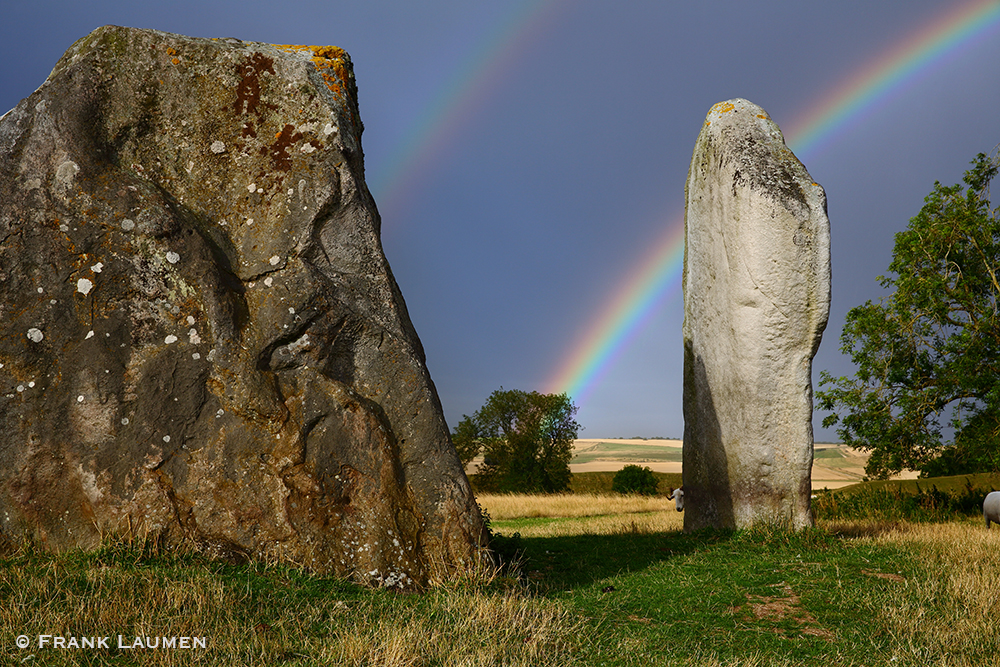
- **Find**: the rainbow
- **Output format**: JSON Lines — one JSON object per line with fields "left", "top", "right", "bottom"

{"left": 370, "top": 0, "right": 569, "bottom": 219}
{"left": 544, "top": 0, "right": 1000, "bottom": 403}
{"left": 788, "top": 0, "right": 1000, "bottom": 161}
{"left": 544, "top": 209, "right": 685, "bottom": 402}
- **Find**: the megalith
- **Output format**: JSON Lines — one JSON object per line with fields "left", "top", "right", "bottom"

{"left": 682, "top": 99, "right": 831, "bottom": 531}
{"left": 0, "top": 26, "right": 486, "bottom": 588}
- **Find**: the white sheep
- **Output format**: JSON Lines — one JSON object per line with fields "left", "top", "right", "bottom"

{"left": 984, "top": 491, "right": 1000, "bottom": 529}
{"left": 670, "top": 487, "right": 684, "bottom": 512}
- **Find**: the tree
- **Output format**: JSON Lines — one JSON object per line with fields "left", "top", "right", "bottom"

{"left": 452, "top": 388, "right": 580, "bottom": 493}
{"left": 611, "top": 464, "right": 660, "bottom": 496}
{"left": 818, "top": 152, "right": 1000, "bottom": 478}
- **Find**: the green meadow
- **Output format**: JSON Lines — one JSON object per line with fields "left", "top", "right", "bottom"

{"left": 2, "top": 474, "right": 999, "bottom": 666}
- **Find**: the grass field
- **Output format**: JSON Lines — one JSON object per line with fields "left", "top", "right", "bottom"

{"left": 3, "top": 478, "right": 999, "bottom": 666}
{"left": 571, "top": 441, "right": 683, "bottom": 465}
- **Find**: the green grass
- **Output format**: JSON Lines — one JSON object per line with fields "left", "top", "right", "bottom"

{"left": 813, "top": 473, "right": 1000, "bottom": 523}
{"left": 834, "top": 472, "right": 1000, "bottom": 496}
{"left": 522, "top": 529, "right": 911, "bottom": 663}
{"left": 812, "top": 448, "right": 847, "bottom": 460}
{"left": 6, "top": 479, "right": 1000, "bottom": 665}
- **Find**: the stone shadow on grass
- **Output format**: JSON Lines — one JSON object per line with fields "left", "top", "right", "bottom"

{"left": 507, "top": 528, "right": 733, "bottom": 593}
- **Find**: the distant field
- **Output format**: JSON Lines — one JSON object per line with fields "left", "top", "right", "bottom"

{"left": 466, "top": 439, "right": 920, "bottom": 490}
{"left": 566, "top": 439, "right": 919, "bottom": 490}
{"left": 569, "top": 439, "right": 682, "bottom": 474}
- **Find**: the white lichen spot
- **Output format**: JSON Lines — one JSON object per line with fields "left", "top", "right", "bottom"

{"left": 247, "top": 218, "right": 254, "bottom": 226}
{"left": 269, "top": 255, "right": 280, "bottom": 266}
{"left": 288, "top": 307, "right": 295, "bottom": 315}
{"left": 247, "top": 183, "right": 257, "bottom": 193}
{"left": 300, "top": 144, "right": 316, "bottom": 154}
{"left": 163, "top": 435, "right": 171, "bottom": 443}
{"left": 36, "top": 287, "right": 44, "bottom": 294}
{"left": 323, "top": 123, "right": 338, "bottom": 136}
{"left": 85, "top": 330, "right": 95, "bottom": 339}
{"left": 264, "top": 277, "right": 273, "bottom": 288}
{"left": 91, "top": 262, "right": 104, "bottom": 273}
{"left": 121, "top": 219, "right": 135, "bottom": 231}
{"left": 27, "top": 328, "right": 43, "bottom": 343}
{"left": 186, "top": 315, "right": 196, "bottom": 325}
{"left": 121, "top": 417, "right": 129, "bottom": 425}
{"left": 192, "top": 352, "right": 201, "bottom": 360}
{"left": 56, "top": 160, "right": 80, "bottom": 186}
{"left": 59, "top": 224, "right": 69, "bottom": 232}
{"left": 166, "top": 251, "right": 180, "bottom": 264}
{"left": 16, "top": 385, "right": 24, "bottom": 393}
{"left": 28, "top": 381, "right": 34, "bottom": 388}
{"left": 76, "top": 278, "right": 94, "bottom": 295}
{"left": 188, "top": 329, "right": 201, "bottom": 344}
{"left": 164, "top": 334, "right": 178, "bottom": 344}
{"left": 77, "top": 395, "right": 84, "bottom": 403}
{"left": 210, "top": 140, "right": 226, "bottom": 154}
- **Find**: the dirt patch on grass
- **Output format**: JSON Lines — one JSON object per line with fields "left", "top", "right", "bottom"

{"left": 732, "top": 582, "right": 836, "bottom": 642}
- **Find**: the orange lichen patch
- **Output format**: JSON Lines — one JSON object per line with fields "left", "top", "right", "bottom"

{"left": 756, "top": 113, "right": 768, "bottom": 119}
{"left": 172, "top": 58, "right": 180, "bottom": 65}
{"left": 713, "top": 101, "right": 736, "bottom": 114}
{"left": 275, "top": 44, "right": 350, "bottom": 97}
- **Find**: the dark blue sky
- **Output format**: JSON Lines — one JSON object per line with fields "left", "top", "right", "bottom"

{"left": 3, "top": 1, "right": 998, "bottom": 441}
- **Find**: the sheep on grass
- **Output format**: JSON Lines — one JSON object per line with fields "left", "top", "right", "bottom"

{"left": 983, "top": 491, "right": 1000, "bottom": 529}
{"left": 670, "top": 487, "right": 684, "bottom": 512}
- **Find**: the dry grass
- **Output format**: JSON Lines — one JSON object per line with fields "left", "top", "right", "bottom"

{"left": 499, "top": 510, "right": 685, "bottom": 539}
{"left": 0, "top": 543, "right": 583, "bottom": 666}
{"left": 860, "top": 521, "right": 1000, "bottom": 664}
{"left": 7, "top": 494, "right": 1000, "bottom": 666}
{"left": 478, "top": 492, "right": 679, "bottom": 521}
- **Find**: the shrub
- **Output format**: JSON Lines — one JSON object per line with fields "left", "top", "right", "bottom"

{"left": 611, "top": 464, "right": 660, "bottom": 496}
{"left": 812, "top": 479, "right": 991, "bottom": 522}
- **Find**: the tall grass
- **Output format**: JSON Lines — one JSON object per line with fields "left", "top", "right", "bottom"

{"left": 0, "top": 537, "right": 582, "bottom": 666}
{"left": 478, "top": 492, "right": 679, "bottom": 520}
{"left": 812, "top": 479, "right": 988, "bottom": 522}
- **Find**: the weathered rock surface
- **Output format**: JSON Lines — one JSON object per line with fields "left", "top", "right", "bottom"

{"left": 682, "top": 99, "right": 831, "bottom": 531}
{"left": 0, "top": 26, "right": 485, "bottom": 587}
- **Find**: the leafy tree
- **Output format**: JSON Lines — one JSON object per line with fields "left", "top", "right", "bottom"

{"left": 611, "top": 464, "right": 660, "bottom": 496}
{"left": 452, "top": 388, "right": 580, "bottom": 493}
{"left": 818, "top": 152, "right": 1000, "bottom": 478}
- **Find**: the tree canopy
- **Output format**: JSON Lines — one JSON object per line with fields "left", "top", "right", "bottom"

{"left": 818, "top": 152, "right": 1000, "bottom": 478}
{"left": 452, "top": 388, "right": 580, "bottom": 493}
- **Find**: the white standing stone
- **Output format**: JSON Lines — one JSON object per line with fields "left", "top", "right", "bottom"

{"left": 682, "top": 99, "right": 831, "bottom": 531}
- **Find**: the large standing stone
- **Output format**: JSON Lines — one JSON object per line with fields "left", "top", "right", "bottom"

{"left": 0, "top": 26, "right": 485, "bottom": 588}
{"left": 682, "top": 99, "right": 831, "bottom": 531}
